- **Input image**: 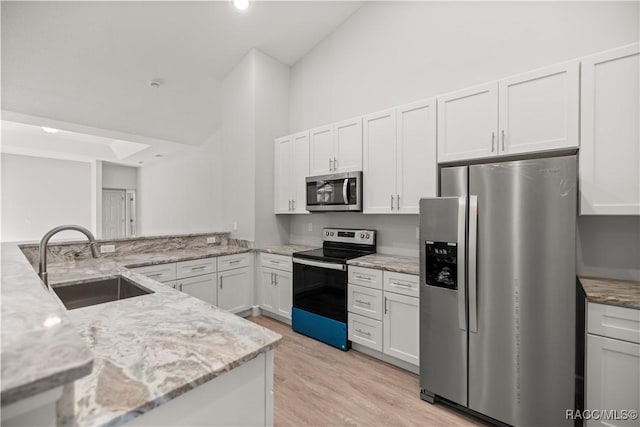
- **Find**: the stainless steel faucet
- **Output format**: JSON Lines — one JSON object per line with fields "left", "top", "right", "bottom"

{"left": 39, "top": 225, "right": 100, "bottom": 286}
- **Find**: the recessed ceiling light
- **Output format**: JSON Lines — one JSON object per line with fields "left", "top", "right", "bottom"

{"left": 148, "top": 80, "right": 161, "bottom": 89}
{"left": 233, "top": 0, "right": 249, "bottom": 11}
{"left": 154, "top": 154, "right": 164, "bottom": 158}
{"left": 41, "top": 126, "right": 59, "bottom": 134}
{"left": 138, "top": 161, "right": 144, "bottom": 164}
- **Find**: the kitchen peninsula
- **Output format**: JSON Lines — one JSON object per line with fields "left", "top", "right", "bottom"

{"left": 1, "top": 232, "right": 281, "bottom": 427}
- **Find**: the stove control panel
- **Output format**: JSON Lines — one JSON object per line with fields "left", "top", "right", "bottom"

{"left": 323, "top": 228, "right": 375, "bottom": 245}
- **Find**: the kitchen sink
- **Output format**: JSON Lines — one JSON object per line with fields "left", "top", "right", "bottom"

{"left": 52, "top": 276, "right": 153, "bottom": 310}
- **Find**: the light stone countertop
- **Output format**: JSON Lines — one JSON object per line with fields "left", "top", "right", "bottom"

{"left": 580, "top": 276, "right": 640, "bottom": 310}
{"left": 347, "top": 253, "right": 420, "bottom": 275}
{"left": 256, "top": 244, "right": 318, "bottom": 257}
{"left": 2, "top": 242, "right": 281, "bottom": 426}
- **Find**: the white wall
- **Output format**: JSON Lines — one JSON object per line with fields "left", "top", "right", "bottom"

{"left": 1, "top": 153, "right": 93, "bottom": 242}
{"left": 102, "top": 163, "right": 137, "bottom": 189}
{"left": 136, "top": 132, "right": 222, "bottom": 236}
{"left": 287, "top": 1, "right": 640, "bottom": 266}
{"left": 221, "top": 52, "right": 256, "bottom": 241}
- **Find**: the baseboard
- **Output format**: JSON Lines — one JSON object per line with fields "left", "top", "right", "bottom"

{"left": 249, "top": 308, "right": 292, "bottom": 326}
{"left": 351, "top": 343, "right": 419, "bottom": 374}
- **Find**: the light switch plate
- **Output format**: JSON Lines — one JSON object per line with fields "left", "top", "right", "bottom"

{"left": 100, "top": 244, "right": 115, "bottom": 254}
{"left": 207, "top": 237, "right": 217, "bottom": 244}
{"left": 307, "top": 222, "right": 313, "bottom": 232}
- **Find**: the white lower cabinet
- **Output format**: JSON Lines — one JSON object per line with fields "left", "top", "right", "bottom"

{"left": 218, "top": 268, "right": 251, "bottom": 314}
{"left": 259, "top": 254, "right": 293, "bottom": 320}
{"left": 178, "top": 273, "right": 217, "bottom": 306}
{"left": 586, "top": 303, "right": 640, "bottom": 427}
{"left": 347, "top": 266, "right": 419, "bottom": 368}
{"left": 383, "top": 292, "right": 419, "bottom": 365}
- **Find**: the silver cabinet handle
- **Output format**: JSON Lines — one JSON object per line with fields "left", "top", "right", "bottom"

{"left": 501, "top": 130, "right": 505, "bottom": 151}
{"left": 391, "top": 281, "right": 412, "bottom": 288}
{"left": 292, "top": 199, "right": 295, "bottom": 210}
{"left": 179, "top": 282, "right": 183, "bottom": 291}
{"left": 271, "top": 272, "right": 275, "bottom": 285}
{"left": 329, "top": 158, "right": 333, "bottom": 171}
{"left": 355, "top": 328, "right": 371, "bottom": 337}
{"left": 354, "top": 274, "right": 372, "bottom": 281}
{"left": 355, "top": 299, "right": 371, "bottom": 306}
{"left": 391, "top": 194, "right": 394, "bottom": 210}
{"left": 384, "top": 297, "right": 388, "bottom": 314}
{"left": 334, "top": 157, "right": 338, "bottom": 171}
{"left": 147, "top": 273, "right": 163, "bottom": 278}
{"left": 229, "top": 260, "right": 241, "bottom": 264}
{"left": 274, "top": 274, "right": 278, "bottom": 286}
{"left": 491, "top": 132, "right": 495, "bottom": 152}
{"left": 396, "top": 194, "right": 400, "bottom": 210}
{"left": 220, "top": 276, "right": 223, "bottom": 289}
{"left": 190, "top": 265, "right": 206, "bottom": 270}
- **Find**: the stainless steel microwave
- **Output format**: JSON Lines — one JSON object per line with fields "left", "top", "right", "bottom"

{"left": 306, "top": 172, "right": 362, "bottom": 212}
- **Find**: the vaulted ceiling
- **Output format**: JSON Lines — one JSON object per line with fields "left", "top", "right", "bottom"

{"left": 1, "top": 1, "right": 362, "bottom": 146}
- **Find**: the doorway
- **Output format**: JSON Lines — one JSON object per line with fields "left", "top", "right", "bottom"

{"left": 102, "top": 189, "right": 136, "bottom": 238}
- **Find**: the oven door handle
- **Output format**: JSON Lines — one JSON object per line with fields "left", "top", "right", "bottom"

{"left": 293, "top": 258, "right": 346, "bottom": 271}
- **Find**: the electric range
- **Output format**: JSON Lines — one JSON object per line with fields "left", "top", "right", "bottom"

{"left": 292, "top": 228, "right": 376, "bottom": 350}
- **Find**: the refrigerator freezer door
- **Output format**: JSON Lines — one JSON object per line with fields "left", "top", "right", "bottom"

{"left": 419, "top": 195, "right": 468, "bottom": 406}
{"left": 468, "top": 156, "right": 577, "bottom": 426}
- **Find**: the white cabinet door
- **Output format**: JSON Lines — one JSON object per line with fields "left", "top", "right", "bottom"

{"left": 437, "top": 82, "right": 498, "bottom": 163}
{"left": 274, "top": 136, "right": 293, "bottom": 214}
{"left": 396, "top": 99, "right": 437, "bottom": 213}
{"left": 274, "top": 270, "right": 292, "bottom": 319}
{"left": 218, "top": 268, "right": 251, "bottom": 314}
{"left": 580, "top": 43, "right": 640, "bottom": 215}
{"left": 291, "top": 131, "right": 310, "bottom": 213}
{"left": 260, "top": 268, "right": 277, "bottom": 313}
{"left": 363, "top": 109, "right": 397, "bottom": 214}
{"left": 586, "top": 334, "right": 640, "bottom": 427}
{"left": 309, "top": 125, "right": 334, "bottom": 176}
{"left": 383, "top": 292, "right": 419, "bottom": 365}
{"left": 179, "top": 273, "right": 217, "bottom": 306}
{"left": 499, "top": 61, "right": 579, "bottom": 155}
{"left": 333, "top": 117, "right": 362, "bottom": 173}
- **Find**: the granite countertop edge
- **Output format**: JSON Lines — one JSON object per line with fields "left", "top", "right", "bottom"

{"left": 579, "top": 276, "right": 640, "bottom": 310}
{"left": 347, "top": 253, "right": 420, "bottom": 275}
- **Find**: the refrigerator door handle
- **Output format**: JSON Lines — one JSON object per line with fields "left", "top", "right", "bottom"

{"left": 457, "top": 196, "right": 467, "bottom": 331}
{"left": 468, "top": 195, "right": 479, "bottom": 333}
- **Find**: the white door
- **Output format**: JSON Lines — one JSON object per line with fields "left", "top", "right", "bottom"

{"left": 586, "top": 334, "right": 640, "bottom": 427}
{"left": 333, "top": 117, "right": 362, "bottom": 173}
{"left": 102, "top": 189, "right": 126, "bottom": 238}
{"left": 274, "top": 136, "right": 292, "bottom": 214}
{"left": 309, "top": 125, "right": 334, "bottom": 176}
{"left": 363, "top": 109, "right": 397, "bottom": 214}
{"left": 260, "top": 268, "right": 277, "bottom": 313}
{"left": 218, "top": 268, "right": 251, "bottom": 314}
{"left": 274, "top": 270, "right": 292, "bottom": 319}
{"left": 179, "top": 273, "right": 217, "bottom": 306}
{"left": 437, "top": 82, "right": 499, "bottom": 162}
{"left": 291, "top": 131, "right": 310, "bottom": 213}
{"left": 396, "top": 99, "right": 437, "bottom": 214}
{"left": 580, "top": 43, "right": 640, "bottom": 215}
{"left": 383, "top": 292, "right": 419, "bottom": 365}
{"left": 498, "top": 60, "right": 579, "bottom": 155}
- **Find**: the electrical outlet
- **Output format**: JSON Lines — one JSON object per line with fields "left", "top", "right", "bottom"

{"left": 307, "top": 222, "right": 313, "bottom": 232}
{"left": 416, "top": 227, "right": 420, "bottom": 239}
{"left": 233, "top": 222, "right": 238, "bottom": 231}
{"left": 100, "top": 244, "right": 115, "bottom": 254}
{"left": 207, "top": 237, "right": 217, "bottom": 244}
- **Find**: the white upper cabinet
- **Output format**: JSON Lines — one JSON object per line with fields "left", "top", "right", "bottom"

{"left": 499, "top": 60, "right": 579, "bottom": 155}
{"left": 363, "top": 100, "right": 436, "bottom": 214}
{"left": 274, "top": 131, "right": 309, "bottom": 214}
{"left": 437, "top": 82, "right": 499, "bottom": 163}
{"left": 309, "top": 125, "right": 334, "bottom": 175}
{"left": 396, "top": 99, "right": 437, "bottom": 213}
{"left": 363, "top": 109, "right": 397, "bottom": 214}
{"left": 580, "top": 43, "right": 640, "bottom": 215}
{"left": 333, "top": 117, "right": 363, "bottom": 173}
{"left": 309, "top": 119, "right": 363, "bottom": 176}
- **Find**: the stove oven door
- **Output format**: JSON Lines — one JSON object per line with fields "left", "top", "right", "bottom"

{"left": 292, "top": 258, "right": 348, "bottom": 323}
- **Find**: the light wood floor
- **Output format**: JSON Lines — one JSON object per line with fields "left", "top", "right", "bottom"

{"left": 250, "top": 316, "right": 486, "bottom": 427}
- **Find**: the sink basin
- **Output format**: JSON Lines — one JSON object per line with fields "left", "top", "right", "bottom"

{"left": 52, "top": 276, "right": 153, "bottom": 310}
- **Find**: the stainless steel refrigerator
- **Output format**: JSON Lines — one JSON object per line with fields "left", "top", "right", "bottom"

{"left": 419, "top": 155, "right": 577, "bottom": 426}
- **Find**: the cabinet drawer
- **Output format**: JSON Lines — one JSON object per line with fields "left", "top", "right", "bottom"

{"left": 588, "top": 302, "right": 640, "bottom": 344}
{"left": 348, "top": 266, "right": 383, "bottom": 290}
{"left": 130, "top": 263, "right": 176, "bottom": 283}
{"left": 260, "top": 253, "right": 292, "bottom": 272}
{"left": 383, "top": 271, "right": 419, "bottom": 298}
{"left": 176, "top": 257, "right": 217, "bottom": 279}
{"left": 218, "top": 253, "right": 250, "bottom": 272}
{"left": 348, "top": 284, "right": 383, "bottom": 321}
{"left": 348, "top": 313, "right": 382, "bottom": 352}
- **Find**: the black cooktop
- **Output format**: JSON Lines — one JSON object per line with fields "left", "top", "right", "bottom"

{"left": 293, "top": 247, "right": 373, "bottom": 263}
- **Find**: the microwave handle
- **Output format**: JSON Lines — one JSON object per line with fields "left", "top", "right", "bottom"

{"left": 343, "top": 179, "right": 349, "bottom": 205}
